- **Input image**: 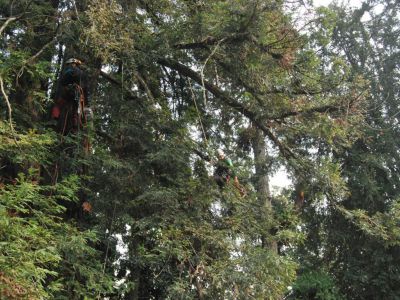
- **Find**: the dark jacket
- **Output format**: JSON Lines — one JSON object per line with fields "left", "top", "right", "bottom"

{"left": 59, "top": 65, "right": 89, "bottom": 105}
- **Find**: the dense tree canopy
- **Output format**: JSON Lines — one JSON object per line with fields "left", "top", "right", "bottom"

{"left": 0, "top": 0, "right": 399, "bottom": 299}
{"left": 293, "top": 1, "right": 400, "bottom": 299}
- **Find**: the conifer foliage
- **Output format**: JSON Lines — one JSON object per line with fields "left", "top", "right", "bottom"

{"left": 292, "top": 1, "right": 400, "bottom": 299}
{"left": 0, "top": 0, "right": 397, "bottom": 299}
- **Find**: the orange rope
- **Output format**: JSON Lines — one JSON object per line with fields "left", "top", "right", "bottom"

{"left": 61, "top": 109, "right": 69, "bottom": 140}
{"left": 75, "top": 85, "right": 91, "bottom": 154}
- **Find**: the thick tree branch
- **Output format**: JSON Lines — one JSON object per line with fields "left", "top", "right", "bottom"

{"left": 174, "top": 32, "right": 285, "bottom": 60}
{"left": 134, "top": 71, "right": 155, "bottom": 102}
{"left": 159, "top": 59, "right": 256, "bottom": 118}
{"left": 193, "top": 148, "right": 211, "bottom": 162}
{"left": 272, "top": 88, "right": 366, "bottom": 120}
{"left": 174, "top": 33, "right": 248, "bottom": 50}
{"left": 215, "top": 58, "right": 344, "bottom": 121}
{"left": 265, "top": 86, "right": 334, "bottom": 96}
{"left": 158, "top": 58, "right": 295, "bottom": 158}
{"left": 215, "top": 59, "right": 269, "bottom": 107}
{"left": 216, "top": 58, "right": 333, "bottom": 100}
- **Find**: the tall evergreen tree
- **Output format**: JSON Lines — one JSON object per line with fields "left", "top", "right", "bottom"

{"left": 292, "top": 1, "right": 400, "bottom": 299}
{"left": 0, "top": 0, "right": 373, "bottom": 299}
{"left": 0, "top": 1, "right": 112, "bottom": 298}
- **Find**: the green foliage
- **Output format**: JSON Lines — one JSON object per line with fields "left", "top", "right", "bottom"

{"left": 290, "top": 270, "right": 344, "bottom": 300}
{"left": 273, "top": 194, "right": 304, "bottom": 245}
{"left": 0, "top": 175, "right": 63, "bottom": 299}
{"left": 0, "top": 173, "right": 111, "bottom": 299}
{"left": 0, "top": 121, "right": 55, "bottom": 164}
{"left": 296, "top": 1, "right": 400, "bottom": 299}
{"left": 3, "top": 0, "right": 397, "bottom": 299}
{"left": 338, "top": 199, "right": 400, "bottom": 247}
{"left": 83, "top": 0, "right": 136, "bottom": 63}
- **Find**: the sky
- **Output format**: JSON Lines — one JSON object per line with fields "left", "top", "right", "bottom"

{"left": 313, "top": 0, "right": 362, "bottom": 8}
{"left": 314, "top": 0, "right": 335, "bottom": 6}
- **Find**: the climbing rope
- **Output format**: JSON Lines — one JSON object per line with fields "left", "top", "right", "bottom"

{"left": 76, "top": 84, "right": 91, "bottom": 155}
{"left": 188, "top": 78, "right": 208, "bottom": 146}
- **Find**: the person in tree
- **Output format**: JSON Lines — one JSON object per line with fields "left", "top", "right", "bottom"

{"left": 51, "top": 58, "right": 93, "bottom": 134}
{"left": 214, "top": 149, "right": 243, "bottom": 195}
{"left": 51, "top": 58, "right": 93, "bottom": 214}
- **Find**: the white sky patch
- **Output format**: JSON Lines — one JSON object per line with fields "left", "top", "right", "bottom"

{"left": 313, "top": 0, "right": 335, "bottom": 6}
{"left": 270, "top": 166, "right": 292, "bottom": 195}
{"left": 313, "top": 0, "right": 362, "bottom": 8}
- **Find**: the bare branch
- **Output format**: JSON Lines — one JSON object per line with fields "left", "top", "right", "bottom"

{"left": 0, "top": 75, "right": 17, "bottom": 143}
{"left": 200, "top": 37, "right": 226, "bottom": 106}
{"left": 0, "top": 15, "right": 18, "bottom": 35}
{"left": 188, "top": 78, "right": 208, "bottom": 144}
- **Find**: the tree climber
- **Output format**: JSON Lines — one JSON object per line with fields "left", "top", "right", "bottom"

{"left": 51, "top": 58, "right": 93, "bottom": 135}
{"left": 213, "top": 149, "right": 244, "bottom": 195}
{"left": 51, "top": 58, "right": 93, "bottom": 214}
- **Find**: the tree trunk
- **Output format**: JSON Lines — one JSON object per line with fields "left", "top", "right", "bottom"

{"left": 252, "top": 127, "right": 278, "bottom": 252}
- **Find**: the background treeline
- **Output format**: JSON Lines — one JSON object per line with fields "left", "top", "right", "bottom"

{"left": 0, "top": 0, "right": 399, "bottom": 299}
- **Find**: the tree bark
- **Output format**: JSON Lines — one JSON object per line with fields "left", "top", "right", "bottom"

{"left": 252, "top": 127, "right": 278, "bottom": 252}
